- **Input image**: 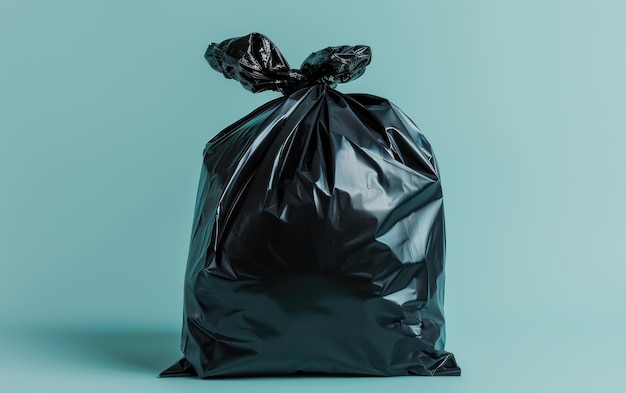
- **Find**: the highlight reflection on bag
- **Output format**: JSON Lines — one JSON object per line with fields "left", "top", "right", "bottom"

{"left": 162, "top": 32, "right": 461, "bottom": 378}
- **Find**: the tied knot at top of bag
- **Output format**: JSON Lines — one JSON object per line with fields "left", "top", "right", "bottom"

{"left": 205, "top": 32, "right": 372, "bottom": 95}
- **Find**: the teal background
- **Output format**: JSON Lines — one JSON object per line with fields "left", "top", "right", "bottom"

{"left": 1, "top": 0, "right": 625, "bottom": 391}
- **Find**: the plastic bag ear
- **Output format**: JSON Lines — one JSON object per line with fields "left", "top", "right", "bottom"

{"left": 205, "top": 32, "right": 294, "bottom": 94}
{"left": 300, "top": 45, "right": 372, "bottom": 87}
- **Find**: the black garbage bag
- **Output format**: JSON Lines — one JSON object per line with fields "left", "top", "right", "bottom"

{"left": 161, "top": 33, "right": 461, "bottom": 378}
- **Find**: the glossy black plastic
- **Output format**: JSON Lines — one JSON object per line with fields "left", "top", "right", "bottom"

{"left": 162, "top": 33, "right": 460, "bottom": 378}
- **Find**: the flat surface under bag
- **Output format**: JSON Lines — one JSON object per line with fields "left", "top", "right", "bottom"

{"left": 162, "top": 33, "right": 461, "bottom": 378}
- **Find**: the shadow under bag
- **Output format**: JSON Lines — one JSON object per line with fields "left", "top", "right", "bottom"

{"left": 162, "top": 33, "right": 461, "bottom": 378}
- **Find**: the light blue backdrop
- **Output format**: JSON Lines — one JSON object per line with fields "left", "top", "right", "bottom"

{"left": 1, "top": 1, "right": 624, "bottom": 392}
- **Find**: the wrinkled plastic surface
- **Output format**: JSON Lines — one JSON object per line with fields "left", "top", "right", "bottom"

{"left": 162, "top": 33, "right": 460, "bottom": 378}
